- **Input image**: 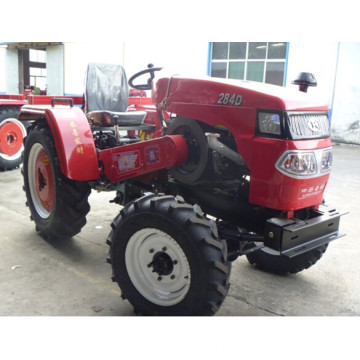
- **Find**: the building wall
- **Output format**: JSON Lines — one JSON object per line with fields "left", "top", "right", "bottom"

{"left": 331, "top": 42, "right": 360, "bottom": 144}
{"left": 0, "top": 47, "right": 6, "bottom": 93}
{"left": 63, "top": 42, "right": 125, "bottom": 95}
{"left": 4, "top": 49, "right": 19, "bottom": 94}
{"left": 122, "top": 42, "right": 209, "bottom": 79}
{"left": 62, "top": 41, "right": 209, "bottom": 95}
{"left": 285, "top": 42, "right": 339, "bottom": 109}
{"left": 46, "top": 45, "right": 64, "bottom": 95}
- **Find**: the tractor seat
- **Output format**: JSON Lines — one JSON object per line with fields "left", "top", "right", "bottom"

{"left": 86, "top": 110, "right": 146, "bottom": 127}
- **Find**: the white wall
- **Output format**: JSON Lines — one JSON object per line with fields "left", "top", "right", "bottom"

{"left": 46, "top": 44, "right": 64, "bottom": 95}
{"left": 62, "top": 41, "right": 209, "bottom": 95}
{"left": 5, "top": 48, "right": 19, "bottom": 94}
{"left": 286, "top": 42, "right": 339, "bottom": 107}
{"left": 123, "top": 42, "right": 209, "bottom": 78}
{"left": 331, "top": 42, "right": 360, "bottom": 144}
{"left": 63, "top": 42, "right": 125, "bottom": 95}
{"left": 0, "top": 47, "right": 6, "bottom": 93}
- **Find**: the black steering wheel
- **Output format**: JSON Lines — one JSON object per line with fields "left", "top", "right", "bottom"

{"left": 128, "top": 64, "right": 163, "bottom": 90}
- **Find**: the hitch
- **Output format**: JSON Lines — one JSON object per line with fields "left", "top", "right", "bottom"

{"left": 218, "top": 205, "right": 347, "bottom": 261}
{"left": 264, "top": 205, "right": 347, "bottom": 258}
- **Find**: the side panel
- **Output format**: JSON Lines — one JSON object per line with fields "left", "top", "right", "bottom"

{"left": 19, "top": 105, "right": 99, "bottom": 181}
{"left": 98, "top": 135, "right": 187, "bottom": 183}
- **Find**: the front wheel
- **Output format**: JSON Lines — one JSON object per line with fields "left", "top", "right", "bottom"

{"left": 107, "top": 194, "right": 231, "bottom": 315}
{"left": 23, "top": 123, "right": 91, "bottom": 240}
{"left": 246, "top": 244, "right": 328, "bottom": 274}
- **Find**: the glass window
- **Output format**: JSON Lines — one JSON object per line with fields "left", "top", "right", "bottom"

{"left": 265, "top": 62, "right": 285, "bottom": 86}
{"left": 229, "top": 42, "right": 246, "bottom": 59}
{"left": 248, "top": 42, "right": 266, "bottom": 59}
{"left": 30, "top": 67, "right": 41, "bottom": 76}
{"left": 212, "top": 42, "right": 228, "bottom": 60}
{"left": 229, "top": 62, "right": 245, "bottom": 80}
{"left": 247, "top": 62, "right": 265, "bottom": 82}
{"left": 29, "top": 49, "right": 46, "bottom": 63}
{"left": 211, "top": 62, "right": 227, "bottom": 78}
{"left": 210, "top": 42, "right": 287, "bottom": 86}
{"left": 268, "top": 42, "right": 287, "bottom": 59}
{"left": 30, "top": 76, "right": 46, "bottom": 89}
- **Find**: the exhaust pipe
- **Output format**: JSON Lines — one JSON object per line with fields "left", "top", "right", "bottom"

{"left": 206, "top": 133, "right": 245, "bottom": 166}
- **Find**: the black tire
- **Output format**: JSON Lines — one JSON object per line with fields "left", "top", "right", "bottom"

{"left": 107, "top": 194, "right": 231, "bottom": 316}
{"left": 22, "top": 123, "right": 91, "bottom": 241}
{"left": 165, "top": 117, "right": 209, "bottom": 184}
{"left": 246, "top": 244, "right": 328, "bottom": 275}
{"left": 0, "top": 106, "right": 27, "bottom": 170}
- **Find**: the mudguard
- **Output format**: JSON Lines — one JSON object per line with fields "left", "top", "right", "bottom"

{"left": 19, "top": 105, "right": 99, "bottom": 181}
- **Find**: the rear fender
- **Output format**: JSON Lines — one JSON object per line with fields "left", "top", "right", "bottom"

{"left": 19, "top": 105, "right": 99, "bottom": 181}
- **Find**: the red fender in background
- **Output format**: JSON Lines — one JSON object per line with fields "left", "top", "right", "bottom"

{"left": 19, "top": 105, "right": 100, "bottom": 181}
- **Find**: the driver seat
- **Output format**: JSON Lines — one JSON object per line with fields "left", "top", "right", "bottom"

{"left": 84, "top": 62, "right": 147, "bottom": 128}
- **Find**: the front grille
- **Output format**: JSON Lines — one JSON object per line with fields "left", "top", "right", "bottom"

{"left": 286, "top": 112, "right": 330, "bottom": 139}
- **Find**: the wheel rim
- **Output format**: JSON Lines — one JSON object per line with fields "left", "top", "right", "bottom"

{"left": 0, "top": 118, "right": 26, "bottom": 159}
{"left": 28, "top": 143, "right": 55, "bottom": 218}
{"left": 125, "top": 228, "right": 191, "bottom": 306}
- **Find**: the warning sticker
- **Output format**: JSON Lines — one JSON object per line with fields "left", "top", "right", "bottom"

{"left": 145, "top": 145, "right": 160, "bottom": 165}
{"left": 117, "top": 151, "right": 140, "bottom": 172}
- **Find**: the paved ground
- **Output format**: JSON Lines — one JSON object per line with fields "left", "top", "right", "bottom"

{"left": 0, "top": 142, "right": 359, "bottom": 316}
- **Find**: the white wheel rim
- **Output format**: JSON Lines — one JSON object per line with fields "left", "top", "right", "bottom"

{"left": 125, "top": 228, "right": 191, "bottom": 306}
{"left": 28, "top": 143, "right": 52, "bottom": 219}
{"left": 0, "top": 118, "right": 26, "bottom": 160}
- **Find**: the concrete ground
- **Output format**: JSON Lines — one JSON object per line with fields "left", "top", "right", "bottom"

{"left": 0, "top": 142, "right": 359, "bottom": 316}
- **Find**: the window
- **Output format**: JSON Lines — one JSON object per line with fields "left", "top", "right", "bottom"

{"left": 28, "top": 49, "right": 46, "bottom": 90}
{"left": 210, "top": 42, "right": 288, "bottom": 86}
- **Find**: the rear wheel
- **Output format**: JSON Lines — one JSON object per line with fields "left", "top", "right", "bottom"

{"left": 0, "top": 107, "right": 27, "bottom": 170}
{"left": 23, "top": 123, "right": 91, "bottom": 240}
{"left": 246, "top": 244, "right": 328, "bottom": 274}
{"left": 107, "top": 194, "right": 231, "bottom": 315}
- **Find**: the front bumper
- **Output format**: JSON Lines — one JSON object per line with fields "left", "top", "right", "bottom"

{"left": 264, "top": 205, "right": 347, "bottom": 258}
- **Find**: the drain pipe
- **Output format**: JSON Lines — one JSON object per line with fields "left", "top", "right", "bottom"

{"left": 206, "top": 133, "right": 245, "bottom": 166}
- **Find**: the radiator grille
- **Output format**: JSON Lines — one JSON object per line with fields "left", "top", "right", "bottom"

{"left": 287, "top": 112, "right": 330, "bottom": 139}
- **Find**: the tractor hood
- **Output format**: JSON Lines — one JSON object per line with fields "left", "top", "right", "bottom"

{"left": 152, "top": 75, "right": 328, "bottom": 112}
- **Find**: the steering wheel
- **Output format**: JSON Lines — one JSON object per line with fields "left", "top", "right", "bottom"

{"left": 128, "top": 64, "right": 163, "bottom": 90}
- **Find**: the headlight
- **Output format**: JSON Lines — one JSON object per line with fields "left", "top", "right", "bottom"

{"left": 277, "top": 151, "right": 317, "bottom": 177}
{"left": 321, "top": 149, "right": 332, "bottom": 172}
{"left": 257, "top": 111, "right": 282, "bottom": 136}
{"left": 276, "top": 148, "right": 332, "bottom": 179}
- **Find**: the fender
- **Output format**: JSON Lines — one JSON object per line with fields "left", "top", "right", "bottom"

{"left": 19, "top": 105, "right": 99, "bottom": 181}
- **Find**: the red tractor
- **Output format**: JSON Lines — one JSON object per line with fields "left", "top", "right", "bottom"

{"left": 19, "top": 63, "right": 345, "bottom": 315}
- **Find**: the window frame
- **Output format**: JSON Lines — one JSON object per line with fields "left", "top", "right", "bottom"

{"left": 208, "top": 42, "right": 289, "bottom": 86}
